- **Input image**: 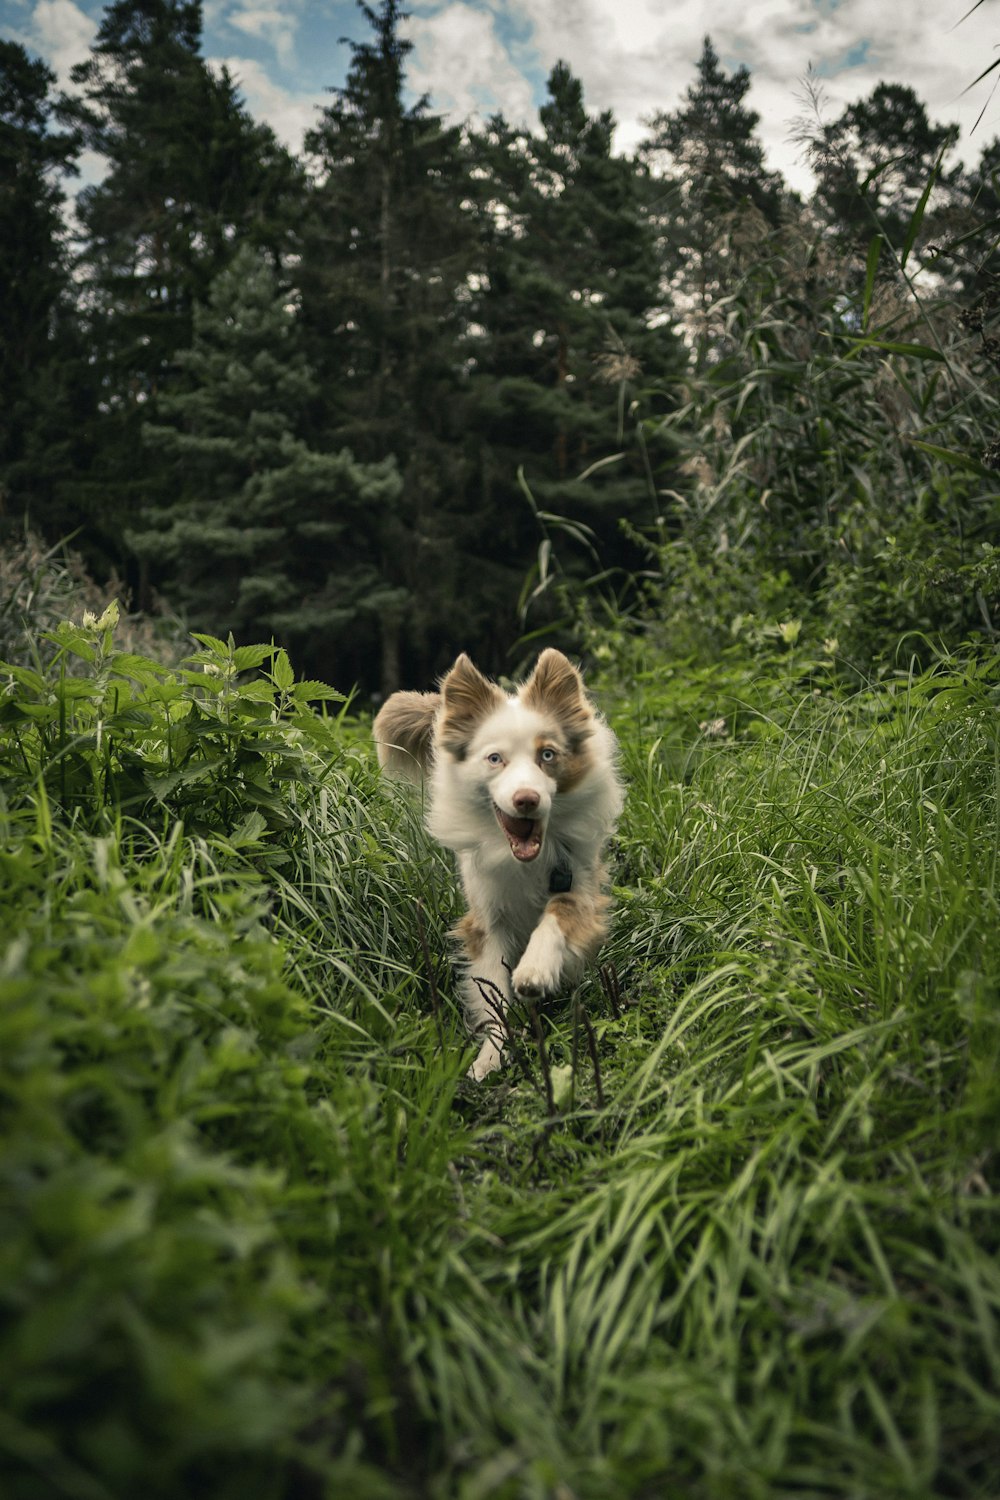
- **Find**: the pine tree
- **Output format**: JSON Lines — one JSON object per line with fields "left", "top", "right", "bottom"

{"left": 129, "top": 243, "right": 402, "bottom": 682}
{"left": 60, "top": 0, "right": 303, "bottom": 580}
{"left": 301, "top": 0, "right": 479, "bottom": 689}
{"left": 642, "top": 37, "right": 786, "bottom": 360}
{"left": 302, "top": 0, "right": 474, "bottom": 437}
{"left": 0, "top": 42, "right": 86, "bottom": 527}
{"left": 464, "top": 64, "right": 682, "bottom": 613}
{"left": 808, "top": 82, "right": 958, "bottom": 258}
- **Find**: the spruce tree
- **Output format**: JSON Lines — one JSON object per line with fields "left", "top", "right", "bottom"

{"left": 301, "top": 0, "right": 480, "bottom": 689}
{"left": 61, "top": 0, "right": 303, "bottom": 581}
{"left": 129, "top": 242, "right": 402, "bottom": 684}
{"left": 0, "top": 42, "right": 86, "bottom": 529}
{"left": 464, "top": 64, "right": 682, "bottom": 613}
{"left": 642, "top": 37, "right": 786, "bottom": 361}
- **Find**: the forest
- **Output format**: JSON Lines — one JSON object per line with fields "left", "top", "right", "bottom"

{"left": 3, "top": 0, "right": 999, "bottom": 693}
{"left": 2, "top": 1, "right": 1000, "bottom": 1497}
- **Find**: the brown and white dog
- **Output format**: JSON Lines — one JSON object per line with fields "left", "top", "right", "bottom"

{"left": 373, "top": 649, "right": 623, "bottom": 1078}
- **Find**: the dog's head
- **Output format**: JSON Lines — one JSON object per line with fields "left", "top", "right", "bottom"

{"left": 435, "top": 649, "right": 596, "bottom": 862}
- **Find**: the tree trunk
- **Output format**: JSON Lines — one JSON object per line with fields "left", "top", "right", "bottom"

{"left": 378, "top": 156, "right": 391, "bottom": 411}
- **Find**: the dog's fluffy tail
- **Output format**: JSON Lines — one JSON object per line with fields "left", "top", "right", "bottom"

{"left": 373, "top": 690, "right": 440, "bottom": 782}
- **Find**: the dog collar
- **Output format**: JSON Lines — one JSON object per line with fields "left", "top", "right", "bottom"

{"left": 549, "top": 859, "right": 573, "bottom": 894}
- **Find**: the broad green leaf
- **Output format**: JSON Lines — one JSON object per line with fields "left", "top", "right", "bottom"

{"left": 233, "top": 643, "right": 275, "bottom": 672}
{"left": 228, "top": 811, "right": 270, "bottom": 847}
{"left": 108, "top": 652, "right": 168, "bottom": 682}
{"left": 291, "top": 681, "right": 347, "bottom": 703}
{"left": 0, "top": 663, "right": 47, "bottom": 694}
{"left": 189, "top": 631, "right": 229, "bottom": 656}
{"left": 271, "top": 649, "right": 294, "bottom": 691}
{"left": 237, "top": 681, "right": 278, "bottom": 704}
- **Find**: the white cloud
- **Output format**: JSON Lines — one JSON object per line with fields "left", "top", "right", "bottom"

{"left": 208, "top": 55, "right": 319, "bottom": 152}
{"left": 490, "top": 0, "right": 999, "bottom": 187}
{"left": 405, "top": 4, "right": 537, "bottom": 127}
{"left": 24, "top": 0, "right": 96, "bottom": 85}
{"left": 226, "top": 5, "right": 298, "bottom": 67}
{"left": 11, "top": 0, "right": 1000, "bottom": 198}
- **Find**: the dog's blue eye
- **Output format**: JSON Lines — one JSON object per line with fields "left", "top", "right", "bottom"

{"left": 486, "top": 752, "right": 503, "bottom": 766}
{"left": 540, "top": 748, "right": 556, "bottom": 762}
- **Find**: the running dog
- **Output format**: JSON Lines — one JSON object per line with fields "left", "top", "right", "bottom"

{"left": 373, "top": 649, "right": 623, "bottom": 1078}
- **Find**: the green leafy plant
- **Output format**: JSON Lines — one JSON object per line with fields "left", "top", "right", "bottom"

{"left": 2, "top": 605, "right": 999, "bottom": 1498}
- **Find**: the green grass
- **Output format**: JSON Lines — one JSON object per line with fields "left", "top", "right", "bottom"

{"left": 1, "top": 618, "right": 998, "bottom": 1497}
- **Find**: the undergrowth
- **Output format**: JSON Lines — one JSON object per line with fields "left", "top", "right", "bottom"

{"left": 0, "top": 612, "right": 998, "bottom": 1498}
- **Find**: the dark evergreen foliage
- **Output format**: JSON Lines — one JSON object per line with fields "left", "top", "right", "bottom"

{"left": 130, "top": 242, "right": 402, "bottom": 681}
{"left": 301, "top": 0, "right": 482, "bottom": 691}
{"left": 463, "top": 63, "right": 684, "bottom": 631}
{"left": 808, "top": 81, "right": 959, "bottom": 257}
{"left": 57, "top": 0, "right": 303, "bottom": 584}
{"left": 2, "top": 1, "right": 995, "bottom": 691}
{"left": 0, "top": 42, "right": 86, "bottom": 530}
{"left": 642, "top": 36, "right": 788, "bottom": 363}
{"left": 938, "top": 134, "right": 1000, "bottom": 302}
{"left": 645, "top": 36, "right": 785, "bottom": 223}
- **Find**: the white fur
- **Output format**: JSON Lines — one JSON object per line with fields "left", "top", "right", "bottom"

{"left": 426, "top": 688, "right": 622, "bottom": 1079}
{"left": 374, "top": 653, "right": 623, "bottom": 1078}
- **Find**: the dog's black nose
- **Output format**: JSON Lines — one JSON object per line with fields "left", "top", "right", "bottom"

{"left": 513, "top": 788, "right": 540, "bottom": 814}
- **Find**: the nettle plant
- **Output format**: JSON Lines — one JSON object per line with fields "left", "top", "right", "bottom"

{"left": 0, "top": 603, "right": 348, "bottom": 839}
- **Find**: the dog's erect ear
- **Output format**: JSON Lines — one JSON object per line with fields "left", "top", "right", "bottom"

{"left": 438, "top": 654, "right": 505, "bottom": 759}
{"left": 522, "top": 648, "right": 593, "bottom": 744}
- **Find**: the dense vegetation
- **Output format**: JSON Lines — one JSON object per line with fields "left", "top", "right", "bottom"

{"left": 2, "top": 0, "right": 999, "bottom": 691}
{"left": 2, "top": 2, "right": 999, "bottom": 1495}
{"left": 0, "top": 604, "right": 998, "bottom": 1498}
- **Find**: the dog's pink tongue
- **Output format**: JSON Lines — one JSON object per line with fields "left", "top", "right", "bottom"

{"left": 497, "top": 808, "right": 542, "bottom": 861}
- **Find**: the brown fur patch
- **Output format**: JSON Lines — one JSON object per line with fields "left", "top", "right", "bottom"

{"left": 453, "top": 910, "right": 487, "bottom": 962}
{"left": 547, "top": 890, "right": 610, "bottom": 960}
{"left": 554, "top": 750, "right": 593, "bottom": 798}
{"left": 437, "top": 653, "right": 506, "bottom": 760}
{"left": 373, "top": 690, "right": 440, "bottom": 782}
{"left": 522, "top": 648, "right": 594, "bottom": 749}
{"left": 534, "top": 734, "right": 561, "bottom": 783}
{"left": 533, "top": 732, "right": 594, "bottom": 793}
{"left": 555, "top": 743, "right": 594, "bottom": 794}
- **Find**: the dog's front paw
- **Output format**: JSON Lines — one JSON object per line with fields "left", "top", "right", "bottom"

{"left": 512, "top": 955, "right": 561, "bottom": 1000}
{"left": 469, "top": 1034, "right": 504, "bottom": 1080}
{"left": 513, "top": 917, "right": 569, "bottom": 1000}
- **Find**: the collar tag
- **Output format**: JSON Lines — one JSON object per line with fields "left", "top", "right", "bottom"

{"left": 549, "top": 860, "right": 573, "bottom": 894}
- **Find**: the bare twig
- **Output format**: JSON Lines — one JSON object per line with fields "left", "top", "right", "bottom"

{"left": 600, "top": 961, "right": 623, "bottom": 1018}
{"left": 472, "top": 975, "right": 533, "bottom": 1083}
{"left": 580, "top": 1004, "right": 606, "bottom": 1113}
{"left": 471, "top": 974, "right": 510, "bottom": 1033}
{"left": 528, "top": 999, "right": 555, "bottom": 1116}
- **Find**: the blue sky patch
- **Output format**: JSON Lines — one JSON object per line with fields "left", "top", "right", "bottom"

{"left": 814, "top": 37, "right": 873, "bottom": 79}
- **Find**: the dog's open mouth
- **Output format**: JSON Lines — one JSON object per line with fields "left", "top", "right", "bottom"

{"left": 494, "top": 805, "right": 544, "bottom": 862}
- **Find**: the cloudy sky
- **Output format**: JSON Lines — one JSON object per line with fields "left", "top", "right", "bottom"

{"left": 4, "top": 0, "right": 999, "bottom": 189}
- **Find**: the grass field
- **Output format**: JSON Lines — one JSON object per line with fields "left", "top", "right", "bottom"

{"left": 1, "top": 614, "right": 998, "bottom": 1498}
